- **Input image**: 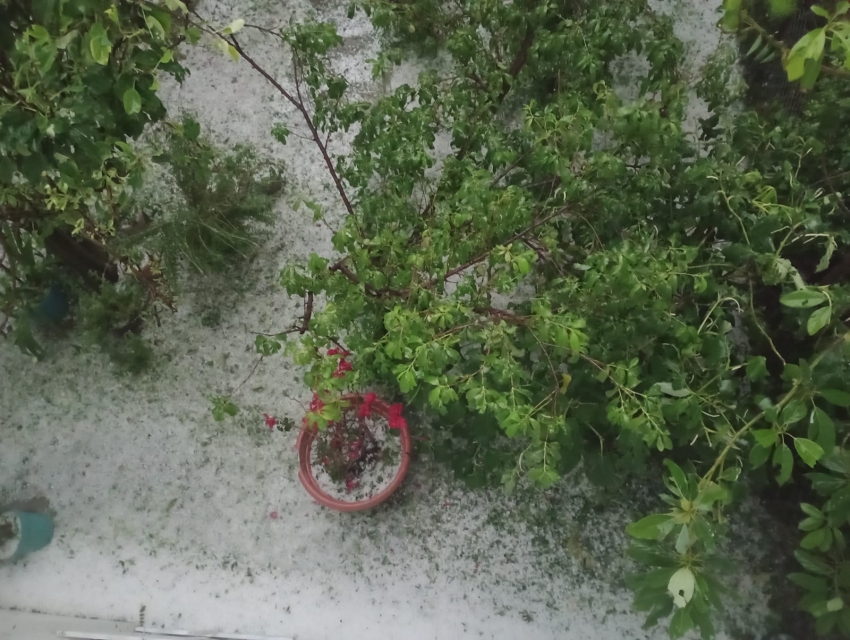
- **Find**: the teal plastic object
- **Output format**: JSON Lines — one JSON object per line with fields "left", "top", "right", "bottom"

{"left": 6, "top": 511, "right": 54, "bottom": 560}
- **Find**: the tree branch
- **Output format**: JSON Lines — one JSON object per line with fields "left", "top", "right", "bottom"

{"left": 440, "top": 207, "right": 569, "bottom": 282}
{"left": 226, "top": 34, "right": 356, "bottom": 218}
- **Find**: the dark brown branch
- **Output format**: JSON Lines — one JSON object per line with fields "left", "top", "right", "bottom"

{"left": 227, "top": 34, "right": 356, "bottom": 218}
{"left": 473, "top": 306, "right": 528, "bottom": 325}
{"left": 255, "top": 290, "right": 314, "bottom": 336}
{"left": 498, "top": 25, "right": 535, "bottom": 103}
{"left": 329, "top": 259, "right": 405, "bottom": 298}
{"left": 300, "top": 291, "right": 314, "bottom": 334}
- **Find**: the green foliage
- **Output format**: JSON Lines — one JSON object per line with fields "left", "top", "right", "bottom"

{"left": 210, "top": 0, "right": 850, "bottom": 635}
{"left": 0, "top": 0, "right": 285, "bottom": 360}
{"left": 138, "top": 117, "right": 284, "bottom": 276}
{"left": 0, "top": 0, "right": 189, "bottom": 346}
{"left": 76, "top": 280, "right": 153, "bottom": 373}
{"left": 721, "top": 0, "right": 850, "bottom": 89}
{"left": 210, "top": 395, "right": 239, "bottom": 421}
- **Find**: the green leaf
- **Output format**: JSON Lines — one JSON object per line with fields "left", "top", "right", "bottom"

{"left": 775, "top": 442, "right": 794, "bottom": 486}
{"left": 664, "top": 459, "right": 690, "bottom": 497}
{"left": 800, "top": 517, "right": 824, "bottom": 531}
{"left": 89, "top": 23, "right": 112, "bottom": 65}
{"left": 811, "top": 4, "right": 830, "bottom": 18}
{"left": 223, "top": 19, "right": 245, "bottom": 34}
{"left": 785, "top": 28, "right": 826, "bottom": 82}
{"left": 769, "top": 0, "right": 797, "bottom": 17}
{"left": 788, "top": 572, "right": 829, "bottom": 592}
{"left": 146, "top": 15, "right": 166, "bottom": 39}
{"left": 528, "top": 466, "right": 559, "bottom": 488}
{"left": 627, "top": 514, "right": 674, "bottom": 540}
{"left": 719, "top": 466, "right": 741, "bottom": 482}
{"left": 828, "top": 597, "right": 845, "bottom": 612}
{"left": 780, "top": 289, "right": 827, "bottom": 308}
{"left": 164, "top": 0, "right": 189, "bottom": 13}
{"left": 781, "top": 400, "right": 807, "bottom": 425}
{"left": 801, "top": 527, "right": 828, "bottom": 549}
{"left": 802, "top": 502, "right": 825, "bottom": 519}
{"left": 807, "top": 306, "right": 832, "bottom": 335}
{"left": 657, "top": 382, "right": 691, "bottom": 398}
{"left": 515, "top": 255, "right": 531, "bottom": 276}
{"left": 184, "top": 119, "right": 201, "bottom": 141}
{"left": 695, "top": 481, "right": 729, "bottom": 509}
{"left": 821, "top": 389, "right": 850, "bottom": 407}
{"left": 668, "top": 567, "right": 696, "bottom": 609}
{"left": 123, "top": 87, "right": 142, "bottom": 115}
{"left": 810, "top": 408, "right": 836, "bottom": 455}
{"left": 668, "top": 607, "right": 694, "bottom": 639}
{"left": 674, "top": 525, "right": 690, "bottom": 554}
{"left": 796, "top": 549, "right": 833, "bottom": 575}
{"left": 817, "top": 612, "right": 839, "bottom": 635}
{"left": 753, "top": 429, "right": 778, "bottom": 448}
{"left": 816, "top": 237, "right": 837, "bottom": 273}
{"left": 396, "top": 367, "right": 416, "bottom": 393}
{"left": 796, "top": 438, "right": 825, "bottom": 468}
{"left": 719, "top": 0, "right": 742, "bottom": 31}
{"left": 746, "top": 356, "right": 768, "bottom": 381}
{"left": 807, "top": 472, "right": 847, "bottom": 495}
{"left": 746, "top": 35, "right": 763, "bottom": 57}
{"left": 750, "top": 443, "right": 772, "bottom": 468}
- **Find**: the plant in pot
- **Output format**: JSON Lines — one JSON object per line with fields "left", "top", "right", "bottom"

{"left": 291, "top": 349, "right": 412, "bottom": 512}
{"left": 0, "top": 511, "right": 54, "bottom": 562}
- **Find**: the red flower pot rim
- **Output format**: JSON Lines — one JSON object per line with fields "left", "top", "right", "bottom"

{"left": 297, "top": 393, "right": 412, "bottom": 512}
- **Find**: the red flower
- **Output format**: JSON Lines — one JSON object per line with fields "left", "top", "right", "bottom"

{"left": 345, "top": 477, "right": 360, "bottom": 492}
{"left": 309, "top": 393, "right": 324, "bottom": 413}
{"left": 333, "top": 358, "right": 353, "bottom": 378}
{"left": 327, "top": 347, "right": 340, "bottom": 356}
{"left": 327, "top": 347, "right": 350, "bottom": 357}
{"left": 358, "top": 392, "right": 378, "bottom": 418}
{"left": 263, "top": 413, "right": 278, "bottom": 430}
{"left": 388, "top": 403, "right": 407, "bottom": 430}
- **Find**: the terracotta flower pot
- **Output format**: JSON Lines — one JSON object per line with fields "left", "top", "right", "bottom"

{"left": 297, "top": 393, "right": 412, "bottom": 512}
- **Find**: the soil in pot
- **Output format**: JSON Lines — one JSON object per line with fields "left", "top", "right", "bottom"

{"left": 310, "top": 406, "right": 403, "bottom": 503}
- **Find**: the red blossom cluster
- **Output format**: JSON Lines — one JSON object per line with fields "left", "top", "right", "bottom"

{"left": 266, "top": 347, "right": 410, "bottom": 436}
{"left": 328, "top": 347, "right": 353, "bottom": 378}
{"left": 358, "top": 392, "right": 377, "bottom": 417}
{"left": 388, "top": 403, "right": 407, "bottom": 430}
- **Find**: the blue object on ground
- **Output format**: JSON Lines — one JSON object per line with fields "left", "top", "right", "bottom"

{"left": 5, "top": 511, "right": 54, "bottom": 560}
{"left": 34, "top": 284, "right": 70, "bottom": 323}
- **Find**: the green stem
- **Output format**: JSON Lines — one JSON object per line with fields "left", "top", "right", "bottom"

{"left": 700, "top": 332, "right": 848, "bottom": 487}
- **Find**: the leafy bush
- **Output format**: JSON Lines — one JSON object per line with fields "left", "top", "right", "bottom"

{"left": 138, "top": 117, "right": 285, "bottom": 277}
{"left": 75, "top": 280, "right": 153, "bottom": 374}
{"left": 202, "top": 0, "right": 850, "bottom": 635}
{"left": 0, "top": 0, "right": 192, "bottom": 349}
{"left": 0, "top": 3, "right": 283, "bottom": 363}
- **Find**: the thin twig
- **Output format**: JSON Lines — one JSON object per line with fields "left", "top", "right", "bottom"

{"left": 232, "top": 355, "right": 264, "bottom": 396}
{"left": 224, "top": 33, "right": 356, "bottom": 218}
{"left": 441, "top": 207, "right": 569, "bottom": 282}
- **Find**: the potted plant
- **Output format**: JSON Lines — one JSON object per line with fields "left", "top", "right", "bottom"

{"left": 0, "top": 511, "right": 54, "bottom": 562}
{"left": 296, "top": 392, "right": 412, "bottom": 512}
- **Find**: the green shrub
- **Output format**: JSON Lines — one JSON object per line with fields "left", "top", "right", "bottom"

{"left": 75, "top": 280, "right": 153, "bottom": 373}
{"left": 138, "top": 117, "right": 285, "bottom": 277}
